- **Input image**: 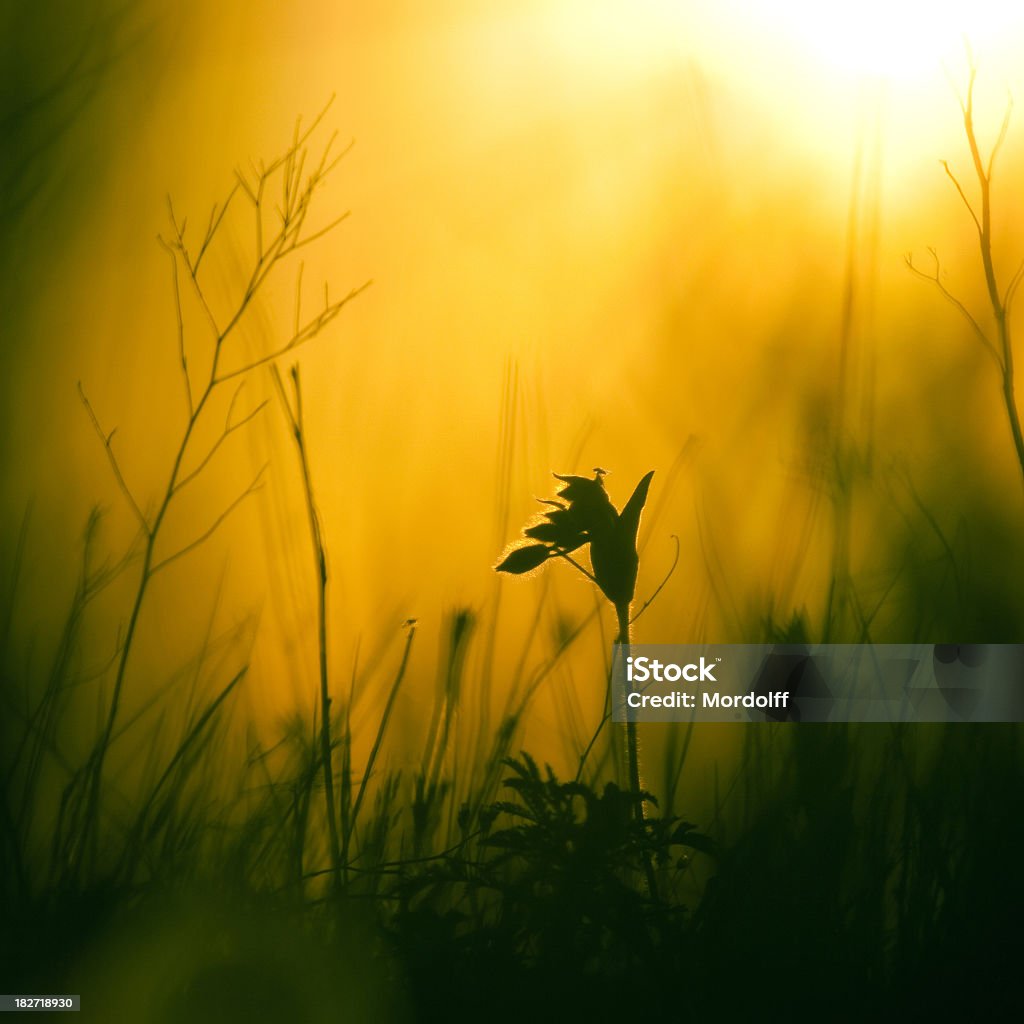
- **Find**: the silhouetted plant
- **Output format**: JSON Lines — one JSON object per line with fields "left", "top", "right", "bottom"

{"left": 484, "top": 752, "right": 714, "bottom": 884}
{"left": 496, "top": 469, "right": 653, "bottom": 614}
{"left": 907, "top": 65, "right": 1024, "bottom": 493}
{"left": 495, "top": 468, "right": 656, "bottom": 893}
{"left": 270, "top": 363, "right": 344, "bottom": 895}
{"left": 69, "top": 101, "right": 368, "bottom": 880}
{"left": 390, "top": 752, "right": 714, "bottom": 1005}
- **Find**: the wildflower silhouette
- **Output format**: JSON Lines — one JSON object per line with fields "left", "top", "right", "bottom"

{"left": 496, "top": 468, "right": 654, "bottom": 620}
{"left": 496, "top": 468, "right": 658, "bottom": 895}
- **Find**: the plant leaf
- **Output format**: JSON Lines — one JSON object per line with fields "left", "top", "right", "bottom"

{"left": 524, "top": 516, "right": 587, "bottom": 552}
{"left": 618, "top": 470, "right": 655, "bottom": 544}
{"left": 524, "top": 522, "right": 563, "bottom": 542}
{"left": 587, "top": 471, "right": 654, "bottom": 606}
{"left": 495, "top": 544, "right": 550, "bottom": 575}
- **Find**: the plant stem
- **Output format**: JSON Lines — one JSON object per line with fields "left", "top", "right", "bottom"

{"left": 960, "top": 75, "right": 1024, "bottom": 491}
{"left": 78, "top": 387, "right": 210, "bottom": 876}
{"left": 271, "top": 367, "right": 343, "bottom": 895}
{"left": 296, "top": 375, "right": 343, "bottom": 895}
{"left": 615, "top": 603, "right": 640, "bottom": 809}
{"left": 72, "top": 117, "right": 361, "bottom": 879}
{"left": 615, "top": 599, "right": 659, "bottom": 900}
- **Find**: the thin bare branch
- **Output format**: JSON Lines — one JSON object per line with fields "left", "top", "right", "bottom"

{"left": 170, "top": 218, "right": 222, "bottom": 339}
{"left": 194, "top": 180, "right": 240, "bottom": 275}
{"left": 288, "top": 210, "right": 352, "bottom": 254}
{"left": 905, "top": 250, "right": 1003, "bottom": 370}
{"left": 259, "top": 94, "right": 336, "bottom": 183}
{"left": 182, "top": 150, "right": 360, "bottom": 385}
{"left": 284, "top": 116, "right": 301, "bottom": 213}
{"left": 962, "top": 62, "right": 977, "bottom": 118}
{"left": 165, "top": 195, "right": 187, "bottom": 243}
{"left": 1004, "top": 257, "right": 1024, "bottom": 310}
{"left": 279, "top": 135, "right": 350, "bottom": 250}
{"left": 173, "top": 395, "right": 268, "bottom": 494}
{"left": 77, "top": 384, "right": 151, "bottom": 535}
{"left": 317, "top": 135, "right": 354, "bottom": 187}
{"left": 157, "top": 236, "right": 192, "bottom": 417}
{"left": 150, "top": 464, "right": 268, "bottom": 576}
{"left": 225, "top": 379, "right": 247, "bottom": 424}
{"left": 926, "top": 63, "right": 1024, "bottom": 492}
{"left": 268, "top": 363, "right": 296, "bottom": 432}
{"left": 72, "top": 99, "right": 361, "bottom": 876}
{"left": 84, "top": 534, "right": 145, "bottom": 601}
{"left": 941, "top": 160, "right": 982, "bottom": 235}
{"left": 213, "top": 280, "right": 372, "bottom": 385}
{"left": 234, "top": 168, "right": 256, "bottom": 205}
{"left": 285, "top": 148, "right": 308, "bottom": 223}
{"left": 987, "top": 96, "right": 1014, "bottom": 179}
{"left": 630, "top": 535, "right": 681, "bottom": 626}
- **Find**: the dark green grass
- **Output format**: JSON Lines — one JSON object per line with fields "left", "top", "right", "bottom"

{"left": 3, "top": 506, "right": 1023, "bottom": 1021}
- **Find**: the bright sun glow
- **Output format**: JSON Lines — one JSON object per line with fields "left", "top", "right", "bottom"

{"left": 744, "top": 0, "right": 1021, "bottom": 80}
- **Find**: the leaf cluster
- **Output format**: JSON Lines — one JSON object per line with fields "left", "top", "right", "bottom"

{"left": 390, "top": 753, "right": 715, "bottom": 979}
{"left": 496, "top": 470, "right": 654, "bottom": 606}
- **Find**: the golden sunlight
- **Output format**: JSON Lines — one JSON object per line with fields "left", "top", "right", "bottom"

{"left": 731, "top": 0, "right": 1022, "bottom": 80}
{"left": 7, "top": 4, "right": 1024, "bottom": 1015}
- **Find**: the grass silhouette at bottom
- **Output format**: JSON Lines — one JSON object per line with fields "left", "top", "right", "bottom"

{"left": 2, "top": 690, "right": 1022, "bottom": 1019}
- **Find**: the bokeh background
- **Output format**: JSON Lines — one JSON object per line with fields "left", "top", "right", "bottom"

{"left": 4, "top": 4, "right": 1024, "bottom": 1011}
{"left": 6, "top": 0, "right": 1024, "bottom": 744}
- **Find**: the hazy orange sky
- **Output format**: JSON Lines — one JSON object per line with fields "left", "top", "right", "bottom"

{"left": 5, "top": 1, "right": 1024, "bottom": 755}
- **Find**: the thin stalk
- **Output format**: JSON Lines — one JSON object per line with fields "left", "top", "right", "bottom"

{"left": 73, "top": 114, "right": 364, "bottom": 878}
{"left": 347, "top": 624, "right": 416, "bottom": 864}
{"left": 959, "top": 78, "right": 1024, "bottom": 490}
{"left": 77, "top": 384, "right": 210, "bottom": 875}
{"left": 616, "top": 599, "right": 659, "bottom": 900}
{"left": 272, "top": 366, "right": 343, "bottom": 895}
{"left": 910, "top": 72, "right": 1024, "bottom": 492}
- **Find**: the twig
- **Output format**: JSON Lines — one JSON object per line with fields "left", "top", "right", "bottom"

{"left": 904, "top": 249, "right": 1003, "bottom": 370}
{"left": 173, "top": 391, "right": 268, "bottom": 494}
{"left": 631, "top": 535, "right": 680, "bottom": 625}
{"left": 150, "top": 464, "right": 267, "bottom": 575}
{"left": 157, "top": 236, "right": 192, "bottom": 416}
{"left": 194, "top": 181, "right": 240, "bottom": 275}
{"left": 73, "top": 102, "right": 364, "bottom": 879}
{"left": 914, "top": 63, "right": 1024, "bottom": 491}
{"left": 940, "top": 160, "right": 981, "bottom": 235}
{"left": 213, "top": 281, "right": 371, "bottom": 386}
{"left": 77, "top": 384, "right": 150, "bottom": 535}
